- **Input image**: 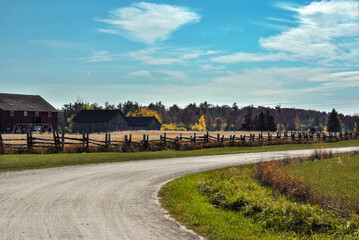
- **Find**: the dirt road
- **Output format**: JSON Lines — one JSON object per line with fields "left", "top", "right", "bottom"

{"left": 0, "top": 147, "right": 358, "bottom": 239}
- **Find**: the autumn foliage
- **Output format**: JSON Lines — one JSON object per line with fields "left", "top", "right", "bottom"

{"left": 126, "top": 107, "right": 162, "bottom": 123}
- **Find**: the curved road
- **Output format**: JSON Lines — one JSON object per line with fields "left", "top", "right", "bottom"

{"left": 0, "top": 147, "right": 358, "bottom": 240}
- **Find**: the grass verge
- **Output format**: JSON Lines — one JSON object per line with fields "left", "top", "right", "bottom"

{"left": 0, "top": 140, "right": 358, "bottom": 172}
{"left": 160, "top": 163, "right": 359, "bottom": 239}
{"left": 281, "top": 152, "right": 359, "bottom": 210}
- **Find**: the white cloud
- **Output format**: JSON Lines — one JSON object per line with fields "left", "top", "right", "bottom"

{"left": 136, "top": 67, "right": 359, "bottom": 113}
{"left": 260, "top": 0, "right": 358, "bottom": 62}
{"left": 97, "top": 2, "right": 200, "bottom": 44}
{"left": 201, "top": 64, "right": 225, "bottom": 70}
{"left": 211, "top": 52, "right": 290, "bottom": 63}
{"left": 181, "top": 50, "right": 219, "bottom": 60}
{"left": 129, "top": 48, "right": 182, "bottom": 65}
{"left": 129, "top": 70, "right": 152, "bottom": 77}
{"left": 212, "top": 0, "right": 359, "bottom": 64}
{"left": 128, "top": 47, "right": 218, "bottom": 65}
{"left": 157, "top": 70, "right": 187, "bottom": 81}
{"left": 80, "top": 51, "right": 114, "bottom": 63}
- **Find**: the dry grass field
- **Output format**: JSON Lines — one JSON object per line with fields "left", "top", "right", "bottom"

{"left": 2, "top": 130, "right": 272, "bottom": 145}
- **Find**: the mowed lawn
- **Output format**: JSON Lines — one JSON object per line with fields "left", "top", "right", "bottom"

{"left": 282, "top": 153, "right": 359, "bottom": 203}
{"left": 0, "top": 140, "right": 358, "bottom": 172}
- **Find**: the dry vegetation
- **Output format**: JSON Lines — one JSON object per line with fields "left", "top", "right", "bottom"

{"left": 1, "top": 130, "right": 272, "bottom": 144}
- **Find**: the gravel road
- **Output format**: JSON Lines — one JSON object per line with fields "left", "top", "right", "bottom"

{"left": 0, "top": 147, "right": 358, "bottom": 240}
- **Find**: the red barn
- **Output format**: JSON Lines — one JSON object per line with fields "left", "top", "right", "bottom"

{"left": 0, "top": 93, "right": 58, "bottom": 133}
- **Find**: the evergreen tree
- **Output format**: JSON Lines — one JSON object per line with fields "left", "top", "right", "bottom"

{"left": 265, "top": 109, "right": 277, "bottom": 131}
{"left": 326, "top": 108, "right": 341, "bottom": 132}
{"left": 257, "top": 112, "right": 266, "bottom": 131}
{"left": 241, "top": 106, "right": 254, "bottom": 131}
{"left": 252, "top": 115, "right": 258, "bottom": 131}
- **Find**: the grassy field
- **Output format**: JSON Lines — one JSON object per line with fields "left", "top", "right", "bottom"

{"left": 160, "top": 162, "right": 359, "bottom": 239}
{"left": 282, "top": 153, "right": 359, "bottom": 205}
{"left": 0, "top": 140, "right": 358, "bottom": 172}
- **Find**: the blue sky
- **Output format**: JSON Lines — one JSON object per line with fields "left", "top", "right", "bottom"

{"left": 0, "top": 0, "right": 358, "bottom": 114}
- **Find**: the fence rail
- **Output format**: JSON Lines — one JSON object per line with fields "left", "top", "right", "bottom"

{"left": 0, "top": 131, "right": 358, "bottom": 154}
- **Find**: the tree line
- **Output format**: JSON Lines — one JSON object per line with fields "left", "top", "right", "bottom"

{"left": 58, "top": 99, "right": 359, "bottom": 133}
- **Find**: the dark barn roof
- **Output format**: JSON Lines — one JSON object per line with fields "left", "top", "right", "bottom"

{"left": 73, "top": 110, "right": 127, "bottom": 122}
{"left": 0, "top": 93, "right": 57, "bottom": 112}
{"left": 126, "top": 116, "right": 160, "bottom": 126}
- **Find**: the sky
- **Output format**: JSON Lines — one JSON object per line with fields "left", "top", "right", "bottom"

{"left": 0, "top": 0, "right": 359, "bottom": 114}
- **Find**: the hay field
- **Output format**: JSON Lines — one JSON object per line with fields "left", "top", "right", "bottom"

{"left": 1, "top": 130, "right": 271, "bottom": 145}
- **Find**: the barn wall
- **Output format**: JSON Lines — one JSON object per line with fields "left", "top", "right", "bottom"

{"left": 146, "top": 119, "right": 161, "bottom": 130}
{"left": 72, "top": 121, "right": 127, "bottom": 133}
{"left": 0, "top": 110, "right": 58, "bottom": 132}
{"left": 110, "top": 112, "right": 127, "bottom": 130}
{"left": 72, "top": 111, "right": 128, "bottom": 133}
{"left": 72, "top": 122, "right": 111, "bottom": 133}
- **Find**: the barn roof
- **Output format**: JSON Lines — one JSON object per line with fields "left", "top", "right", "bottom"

{"left": 126, "top": 116, "right": 161, "bottom": 126}
{"left": 0, "top": 93, "right": 57, "bottom": 112}
{"left": 73, "top": 110, "right": 127, "bottom": 122}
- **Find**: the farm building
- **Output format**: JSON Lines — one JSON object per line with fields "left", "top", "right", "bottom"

{"left": 0, "top": 93, "right": 58, "bottom": 133}
{"left": 126, "top": 116, "right": 161, "bottom": 130}
{"left": 72, "top": 110, "right": 128, "bottom": 133}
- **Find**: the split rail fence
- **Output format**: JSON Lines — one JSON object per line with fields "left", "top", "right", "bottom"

{"left": 0, "top": 131, "right": 358, "bottom": 154}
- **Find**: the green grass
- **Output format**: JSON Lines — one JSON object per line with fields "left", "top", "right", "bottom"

{"left": 0, "top": 140, "right": 358, "bottom": 172}
{"left": 282, "top": 153, "right": 359, "bottom": 204}
{"left": 160, "top": 164, "right": 359, "bottom": 240}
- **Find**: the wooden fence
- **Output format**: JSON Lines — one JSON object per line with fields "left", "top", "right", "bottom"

{"left": 0, "top": 131, "right": 358, "bottom": 154}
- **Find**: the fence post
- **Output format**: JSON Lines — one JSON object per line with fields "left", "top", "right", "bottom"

{"left": 143, "top": 134, "right": 146, "bottom": 148}
{"left": 217, "top": 134, "right": 220, "bottom": 142}
{"left": 193, "top": 133, "right": 196, "bottom": 143}
{"left": 61, "top": 131, "right": 65, "bottom": 152}
{"left": 164, "top": 132, "right": 167, "bottom": 145}
{"left": 53, "top": 131, "right": 57, "bottom": 149}
{"left": 26, "top": 131, "right": 31, "bottom": 150}
{"left": 267, "top": 132, "right": 271, "bottom": 143}
{"left": 105, "top": 133, "right": 108, "bottom": 148}
{"left": 180, "top": 134, "right": 182, "bottom": 142}
{"left": 207, "top": 132, "right": 209, "bottom": 143}
{"left": 0, "top": 133, "right": 3, "bottom": 153}
{"left": 86, "top": 133, "right": 89, "bottom": 150}
{"left": 82, "top": 133, "right": 86, "bottom": 150}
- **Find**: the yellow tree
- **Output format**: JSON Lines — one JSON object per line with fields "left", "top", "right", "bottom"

{"left": 324, "top": 126, "right": 328, "bottom": 133}
{"left": 199, "top": 115, "right": 206, "bottom": 131}
{"left": 126, "top": 107, "right": 162, "bottom": 123}
{"left": 191, "top": 115, "right": 206, "bottom": 131}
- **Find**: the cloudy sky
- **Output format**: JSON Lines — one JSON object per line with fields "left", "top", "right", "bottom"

{"left": 1, "top": 0, "right": 358, "bottom": 114}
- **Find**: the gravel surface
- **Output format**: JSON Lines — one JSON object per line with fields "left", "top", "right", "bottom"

{"left": 0, "top": 147, "right": 358, "bottom": 240}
